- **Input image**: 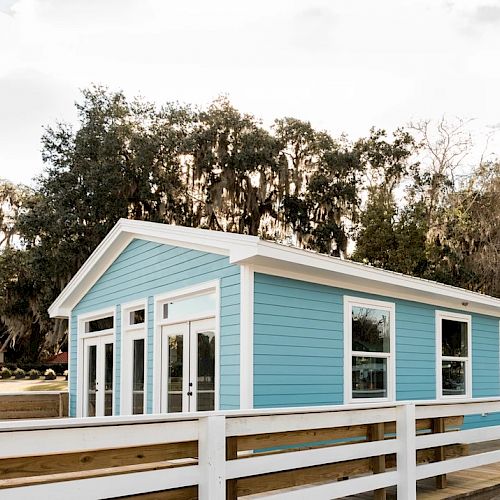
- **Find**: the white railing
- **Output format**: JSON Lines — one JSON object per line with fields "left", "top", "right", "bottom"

{"left": 1, "top": 398, "right": 500, "bottom": 499}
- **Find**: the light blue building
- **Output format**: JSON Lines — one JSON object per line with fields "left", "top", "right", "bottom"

{"left": 49, "top": 219, "right": 500, "bottom": 424}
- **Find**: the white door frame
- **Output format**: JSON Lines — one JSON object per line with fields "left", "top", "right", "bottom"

{"left": 153, "top": 280, "right": 220, "bottom": 414}
{"left": 77, "top": 307, "right": 115, "bottom": 418}
{"left": 160, "top": 317, "right": 216, "bottom": 413}
{"left": 82, "top": 334, "right": 114, "bottom": 417}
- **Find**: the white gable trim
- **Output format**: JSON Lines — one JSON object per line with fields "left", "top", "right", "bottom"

{"left": 49, "top": 219, "right": 500, "bottom": 319}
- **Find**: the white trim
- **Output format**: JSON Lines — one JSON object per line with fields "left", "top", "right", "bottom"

{"left": 120, "top": 299, "right": 148, "bottom": 415}
{"left": 50, "top": 219, "right": 500, "bottom": 319}
{"left": 344, "top": 296, "right": 396, "bottom": 404}
{"left": 153, "top": 280, "right": 221, "bottom": 414}
{"left": 239, "top": 265, "right": 254, "bottom": 409}
{"left": 435, "top": 310, "right": 472, "bottom": 400}
{"left": 77, "top": 307, "right": 115, "bottom": 417}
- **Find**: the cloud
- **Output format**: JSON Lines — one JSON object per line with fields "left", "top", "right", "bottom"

{"left": 292, "top": 5, "right": 336, "bottom": 52}
{"left": 473, "top": 3, "right": 500, "bottom": 23}
{"left": 0, "top": 0, "right": 17, "bottom": 15}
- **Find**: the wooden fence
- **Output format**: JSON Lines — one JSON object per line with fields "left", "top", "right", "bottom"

{"left": 0, "top": 392, "right": 68, "bottom": 420}
{"left": 0, "top": 398, "right": 499, "bottom": 499}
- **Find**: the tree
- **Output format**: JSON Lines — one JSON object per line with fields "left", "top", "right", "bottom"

{"left": 352, "top": 128, "right": 418, "bottom": 269}
{"left": 277, "top": 118, "right": 362, "bottom": 256}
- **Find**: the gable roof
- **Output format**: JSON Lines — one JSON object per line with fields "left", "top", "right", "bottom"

{"left": 49, "top": 218, "right": 500, "bottom": 318}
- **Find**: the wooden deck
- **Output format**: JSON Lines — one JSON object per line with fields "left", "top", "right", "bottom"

{"left": 350, "top": 441, "right": 500, "bottom": 500}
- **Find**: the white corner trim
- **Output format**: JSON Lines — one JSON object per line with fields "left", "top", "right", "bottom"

{"left": 344, "top": 296, "right": 396, "bottom": 405}
{"left": 240, "top": 265, "right": 254, "bottom": 409}
{"left": 435, "top": 310, "right": 472, "bottom": 400}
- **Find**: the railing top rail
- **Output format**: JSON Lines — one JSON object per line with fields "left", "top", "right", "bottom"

{"left": 3, "top": 396, "right": 500, "bottom": 433}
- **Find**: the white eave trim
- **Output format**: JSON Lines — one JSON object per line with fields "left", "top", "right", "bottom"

{"left": 49, "top": 219, "right": 500, "bottom": 319}
{"left": 49, "top": 219, "right": 259, "bottom": 318}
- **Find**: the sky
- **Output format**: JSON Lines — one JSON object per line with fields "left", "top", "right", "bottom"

{"left": 1, "top": 0, "right": 500, "bottom": 185}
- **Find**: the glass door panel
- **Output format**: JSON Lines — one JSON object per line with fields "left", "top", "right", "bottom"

{"left": 168, "top": 335, "right": 184, "bottom": 412}
{"left": 104, "top": 342, "right": 114, "bottom": 416}
{"left": 87, "top": 344, "right": 97, "bottom": 417}
{"left": 132, "top": 338, "right": 145, "bottom": 414}
{"left": 195, "top": 328, "right": 215, "bottom": 411}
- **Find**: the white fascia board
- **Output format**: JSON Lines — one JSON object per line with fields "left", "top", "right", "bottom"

{"left": 49, "top": 219, "right": 259, "bottom": 319}
{"left": 231, "top": 240, "right": 500, "bottom": 317}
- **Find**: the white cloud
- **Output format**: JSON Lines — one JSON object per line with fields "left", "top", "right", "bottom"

{"left": 0, "top": 0, "right": 499, "bottom": 184}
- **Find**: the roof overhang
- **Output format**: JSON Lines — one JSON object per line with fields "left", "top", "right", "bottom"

{"left": 49, "top": 219, "right": 500, "bottom": 319}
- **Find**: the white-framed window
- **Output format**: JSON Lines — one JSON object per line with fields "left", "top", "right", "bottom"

{"left": 77, "top": 308, "right": 116, "bottom": 418}
{"left": 344, "top": 296, "right": 396, "bottom": 403}
{"left": 436, "top": 311, "right": 472, "bottom": 399}
{"left": 121, "top": 301, "right": 147, "bottom": 415}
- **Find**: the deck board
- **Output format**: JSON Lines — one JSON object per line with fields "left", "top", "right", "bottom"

{"left": 348, "top": 440, "right": 500, "bottom": 499}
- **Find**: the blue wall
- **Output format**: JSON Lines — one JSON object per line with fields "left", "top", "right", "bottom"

{"left": 253, "top": 273, "right": 500, "bottom": 414}
{"left": 69, "top": 238, "right": 240, "bottom": 416}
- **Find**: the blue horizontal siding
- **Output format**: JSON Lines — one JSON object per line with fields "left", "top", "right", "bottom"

{"left": 254, "top": 273, "right": 500, "bottom": 416}
{"left": 69, "top": 238, "right": 240, "bottom": 416}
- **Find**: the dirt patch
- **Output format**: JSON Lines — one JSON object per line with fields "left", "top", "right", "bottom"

{"left": 0, "top": 377, "right": 68, "bottom": 393}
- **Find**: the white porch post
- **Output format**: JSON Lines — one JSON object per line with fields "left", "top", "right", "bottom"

{"left": 397, "top": 402, "right": 417, "bottom": 499}
{"left": 240, "top": 265, "right": 254, "bottom": 409}
{"left": 199, "top": 415, "right": 226, "bottom": 500}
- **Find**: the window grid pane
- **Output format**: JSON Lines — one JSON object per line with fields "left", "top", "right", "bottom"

{"left": 352, "top": 306, "right": 391, "bottom": 354}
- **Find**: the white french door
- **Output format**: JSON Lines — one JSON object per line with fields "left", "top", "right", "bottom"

{"left": 83, "top": 335, "right": 114, "bottom": 417}
{"left": 160, "top": 317, "right": 216, "bottom": 413}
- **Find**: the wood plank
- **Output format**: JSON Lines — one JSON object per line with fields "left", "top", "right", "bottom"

{"left": 0, "top": 441, "right": 198, "bottom": 479}
{"left": 369, "top": 422, "right": 386, "bottom": 500}
{"left": 226, "top": 436, "right": 237, "bottom": 500}
{"left": 113, "top": 486, "right": 198, "bottom": 500}
{"left": 432, "top": 417, "right": 447, "bottom": 489}
{"left": 0, "top": 459, "right": 196, "bottom": 489}
{"left": 237, "top": 425, "right": 369, "bottom": 451}
{"left": 235, "top": 444, "right": 465, "bottom": 497}
{"left": 0, "top": 393, "right": 68, "bottom": 420}
{"left": 236, "top": 416, "right": 464, "bottom": 452}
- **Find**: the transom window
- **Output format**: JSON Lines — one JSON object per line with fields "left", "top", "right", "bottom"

{"left": 129, "top": 308, "right": 145, "bottom": 326}
{"left": 161, "top": 292, "right": 216, "bottom": 321}
{"left": 345, "top": 297, "right": 395, "bottom": 402}
{"left": 84, "top": 315, "right": 114, "bottom": 333}
{"left": 436, "top": 311, "right": 471, "bottom": 398}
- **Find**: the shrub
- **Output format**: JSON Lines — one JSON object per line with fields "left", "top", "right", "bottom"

{"left": 13, "top": 368, "right": 25, "bottom": 379}
{"left": 44, "top": 368, "right": 56, "bottom": 380}
{"left": 28, "top": 369, "right": 41, "bottom": 380}
{"left": 63, "top": 369, "right": 69, "bottom": 381}
{"left": 0, "top": 367, "right": 12, "bottom": 379}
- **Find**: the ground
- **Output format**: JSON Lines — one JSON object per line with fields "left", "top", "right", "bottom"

{"left": 0, "top": 376, "right": 67, "bottom": 393}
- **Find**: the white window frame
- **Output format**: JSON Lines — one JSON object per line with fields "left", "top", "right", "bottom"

{"left": 76, "top": 307, "right": 115, "bottom": 418}
{"left": 120, "top": 299, "right": 148, "bottom": 415}
{"left": 436, "top": 310, "right": 472, "bottom": 400}
{"left": 152, "top": 280, "right": 221, "bottom": 414}
{"left": 344, "top": 296, "right": 396, "bottom": 404}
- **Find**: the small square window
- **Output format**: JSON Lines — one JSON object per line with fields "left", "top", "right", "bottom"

{"left": 129, "top": 309, "right": 145, "bottom": 325}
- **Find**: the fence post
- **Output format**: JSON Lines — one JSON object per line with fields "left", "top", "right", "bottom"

{"left": 199, "top": 415, "right": 226, "bottom": 500}
{"left": 397, "top": 403, "right": 416, "bottom": 500}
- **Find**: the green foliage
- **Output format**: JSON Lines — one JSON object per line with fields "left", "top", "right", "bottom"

{"left": 0, "top": 367, "right": 12, "bottom": 379}
{"left": 13, "top": 367, "right": 25, "bottom": 379}
{"left": 0, "top": 88, "right": 497, "bottom": 363}
{"left": 28, "top": 369, "right": 41, "bottom": 380}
